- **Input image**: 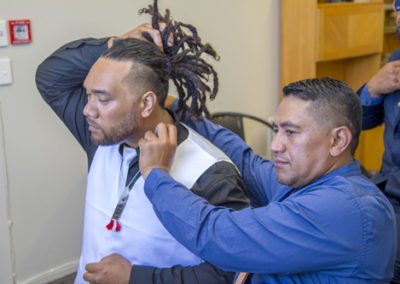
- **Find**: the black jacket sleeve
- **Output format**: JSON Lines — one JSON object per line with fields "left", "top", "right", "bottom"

{"left": 131, "top": 262, "right": 235, "bottom": 284}
{"left": 131, "top": 161, "right": 249, "bottom": 283}
{"left": 35, "top": 38, "right": 109, "bottom": 160}
{"left": 191, "top": 161, "right": 249, "bottom": 210}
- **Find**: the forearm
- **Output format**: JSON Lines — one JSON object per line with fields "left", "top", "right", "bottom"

{"left": 131, "top": 262, "right": 234, "bottom": 284}
{"left": 129, "top": 164, "right": 245, "bottom": 284}
{"left": 35, "top": 37, "right": 109, "bottom": 150}
{"left": 185, "top": 117, "right": 247, "bottom": 163}
{"left": 357, "top": 84, "right": 384, "bottom": 130}
{"left": 362, "top": 105, "right": 384, "bottom": 130}
{"left": 144, "top": 169, "right": 358, "bottom": 274}
{"left": 185, "top": 118, "right": 271, "bottom": 200}
{"left": 36, "top": 38, "right": 108, "bottom": 108}
{"left": 145, "top": 172, "right": 271, "bottom": 272}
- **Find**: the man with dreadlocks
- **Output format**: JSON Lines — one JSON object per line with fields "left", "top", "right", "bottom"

{"left": 35, "top": 1, "right": 249, "bottom": 284}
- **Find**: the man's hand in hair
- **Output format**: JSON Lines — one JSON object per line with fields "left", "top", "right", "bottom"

{"left": 108, "top": 23, "right": 173, "bottom": 49}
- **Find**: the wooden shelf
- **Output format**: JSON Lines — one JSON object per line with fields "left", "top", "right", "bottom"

{"left": 280, "top": 0, "right": 385, "bottom": 171}
{"left": 317, "top": 2, "right": 383, "bottom": 61}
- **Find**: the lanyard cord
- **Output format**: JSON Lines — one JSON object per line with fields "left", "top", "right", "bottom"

{"left": 105, "top": 123, "right": 185, "bottom": 232}
{"left": 106, "top": 154, "right": 141, "bottom": 232}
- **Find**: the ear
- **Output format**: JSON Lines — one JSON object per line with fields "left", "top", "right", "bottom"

{"left": 140, "top": 91, "right": 158, "bottom": 118}
{"left": 329, "top": 126, "right": 352, "bottom": 157}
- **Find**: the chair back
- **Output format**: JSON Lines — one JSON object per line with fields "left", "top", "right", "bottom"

{"left": 210, "top": 112, "right": 274, "bottom": 158}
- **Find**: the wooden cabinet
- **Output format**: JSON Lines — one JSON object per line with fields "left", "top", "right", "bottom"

{"left": 316, "top": 3, "right": 383, "bottom": 61}
{"left": 280, "top": 0, "right": 386, "bottom": 172}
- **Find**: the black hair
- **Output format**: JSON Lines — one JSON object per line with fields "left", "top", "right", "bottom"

{"left": 282, "top": 77, "right": 362, "bottom": 155}
{"left": 103, "top": 0, "right": 220, "bottom": 120}
{"left": 102, "top": 38, "right": 170, "bottom": 107}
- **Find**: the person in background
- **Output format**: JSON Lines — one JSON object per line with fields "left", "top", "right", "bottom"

{"left": 35, "top": 1, "right": 249, "bottom": 283}
{"left": 357, "top": 1, "right": 400, "bottom": 282}
{"left": 138, "top": 78, "right": 396, "bottom": 283}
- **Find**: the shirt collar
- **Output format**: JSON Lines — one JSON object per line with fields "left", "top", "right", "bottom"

{"left": 301, "top": 160, "right": 362, "bottom": 190}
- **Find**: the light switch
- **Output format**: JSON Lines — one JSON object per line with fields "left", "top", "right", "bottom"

{"left": 0, "top": 20, "right": 8, "bottom": 47}
{"left": 0, "top": 58, "right": 13, "bottom": 85}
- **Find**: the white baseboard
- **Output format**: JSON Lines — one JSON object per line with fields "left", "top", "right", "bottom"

{"left": 17, "top": 260, "right": 78, "bottom": 284}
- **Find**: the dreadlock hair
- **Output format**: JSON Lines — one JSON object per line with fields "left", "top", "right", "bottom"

{"left": 138, "top": 0, "right": 220, "bottom": 120}
{"left": 282, "top": 77, "right": 362, "bottom": 155}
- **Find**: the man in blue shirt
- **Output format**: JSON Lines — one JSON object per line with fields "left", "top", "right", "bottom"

{"left": 138, "top": 78, "right": 396, "bottom": 283}
{"left": 357, "top": 1, "right": 400, "bottom": 282}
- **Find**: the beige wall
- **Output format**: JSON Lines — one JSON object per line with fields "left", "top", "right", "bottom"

{"left": 0, "top": 0, "right": 279, "bottom": 283}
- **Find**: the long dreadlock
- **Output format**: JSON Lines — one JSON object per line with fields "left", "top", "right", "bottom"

{"left": 138, "top": 0, "right": 220, "bottom": 120}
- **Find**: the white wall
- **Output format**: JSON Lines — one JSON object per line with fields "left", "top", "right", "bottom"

{"left": 0, "top": 106, "right": 14, "bottom": 284}
{"left": 0, "top": 0, "right": 280, "bottom": 283}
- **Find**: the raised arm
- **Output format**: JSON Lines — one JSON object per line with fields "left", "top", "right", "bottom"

{"left": 35, "top": 23, "right": 164, "bottom": 158}
{"left": 358, "top": 55, "right": 400, "bottom": 130}
{"left": 358, "top": 84, "right": 385, "bottom": 130}
{"left": 131, "top": 132, "right": 251, "bottom": 283}
{"left": 130, "top": 161, "right": 249, "bottom": 283}
{"left": 143, "top": 168, "right": 373, "bottom": 275}
{"left": 185, "top": 118, "right": 274, "bottom": 205}
{"left": 35, "top": 37, "right": 108, "bottom": 152}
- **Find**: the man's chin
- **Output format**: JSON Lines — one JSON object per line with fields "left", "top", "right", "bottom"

{"left": 276, "top": 171, "right": 298, "bottom": 187}
{"left": 276, "top": 173, "right": 289, "bottom": 186}
{"left": 90, "top": 135, "right": 113, "bottom": 146}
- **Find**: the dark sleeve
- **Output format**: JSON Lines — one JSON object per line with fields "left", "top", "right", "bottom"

{"left": 130, "top": 262, "right": 234, "bottom": 284}
{"left": 191, "top": 161, "right": 249, "bottom": 210}
{"left": 131, "top": 162, "right": 249, "bottom": 283}
{"left": 362, "top": 103, "right": 385, "bottom": 130}
{"left": 35, "top": 37, "right": 109, "bottom": 158}
{"left": 185, "top": 117, "right": 275, "bottom": 206}
{"left": 357, "top": 84, "right": 385, "bottom": 130}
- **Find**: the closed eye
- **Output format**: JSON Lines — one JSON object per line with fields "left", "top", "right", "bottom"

{"left": 96, "top": 93, "right": 113, "bottom": 104}
{"left": 99, "top": 98, "right": 111, "bottom": 103}
{"left": 272, "top": 123, "right": 278, "bottom": 133}
{"left": 286, "top": 129, "right": 294, "bottom": 135}
{"left": 287, "top": 127, "right": 301, "bottom": 135}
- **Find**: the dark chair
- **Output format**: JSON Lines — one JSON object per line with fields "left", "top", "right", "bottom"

{"left": 210, "top": 112, "right": 274, "bottom": 158}
{"left": 211, "top": 112, "right": 273, "bottom": 141}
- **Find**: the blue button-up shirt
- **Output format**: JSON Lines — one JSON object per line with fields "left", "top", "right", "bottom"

{"left": 144, "top": 118, "right": 396, "bottom": 283}
{"left": 359, "top": 49, "right": 400, "bottom": 200}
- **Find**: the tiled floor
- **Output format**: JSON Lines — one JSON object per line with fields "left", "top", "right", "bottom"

{"left": 46, "top": 273, "right": 76, "bottom": 284}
